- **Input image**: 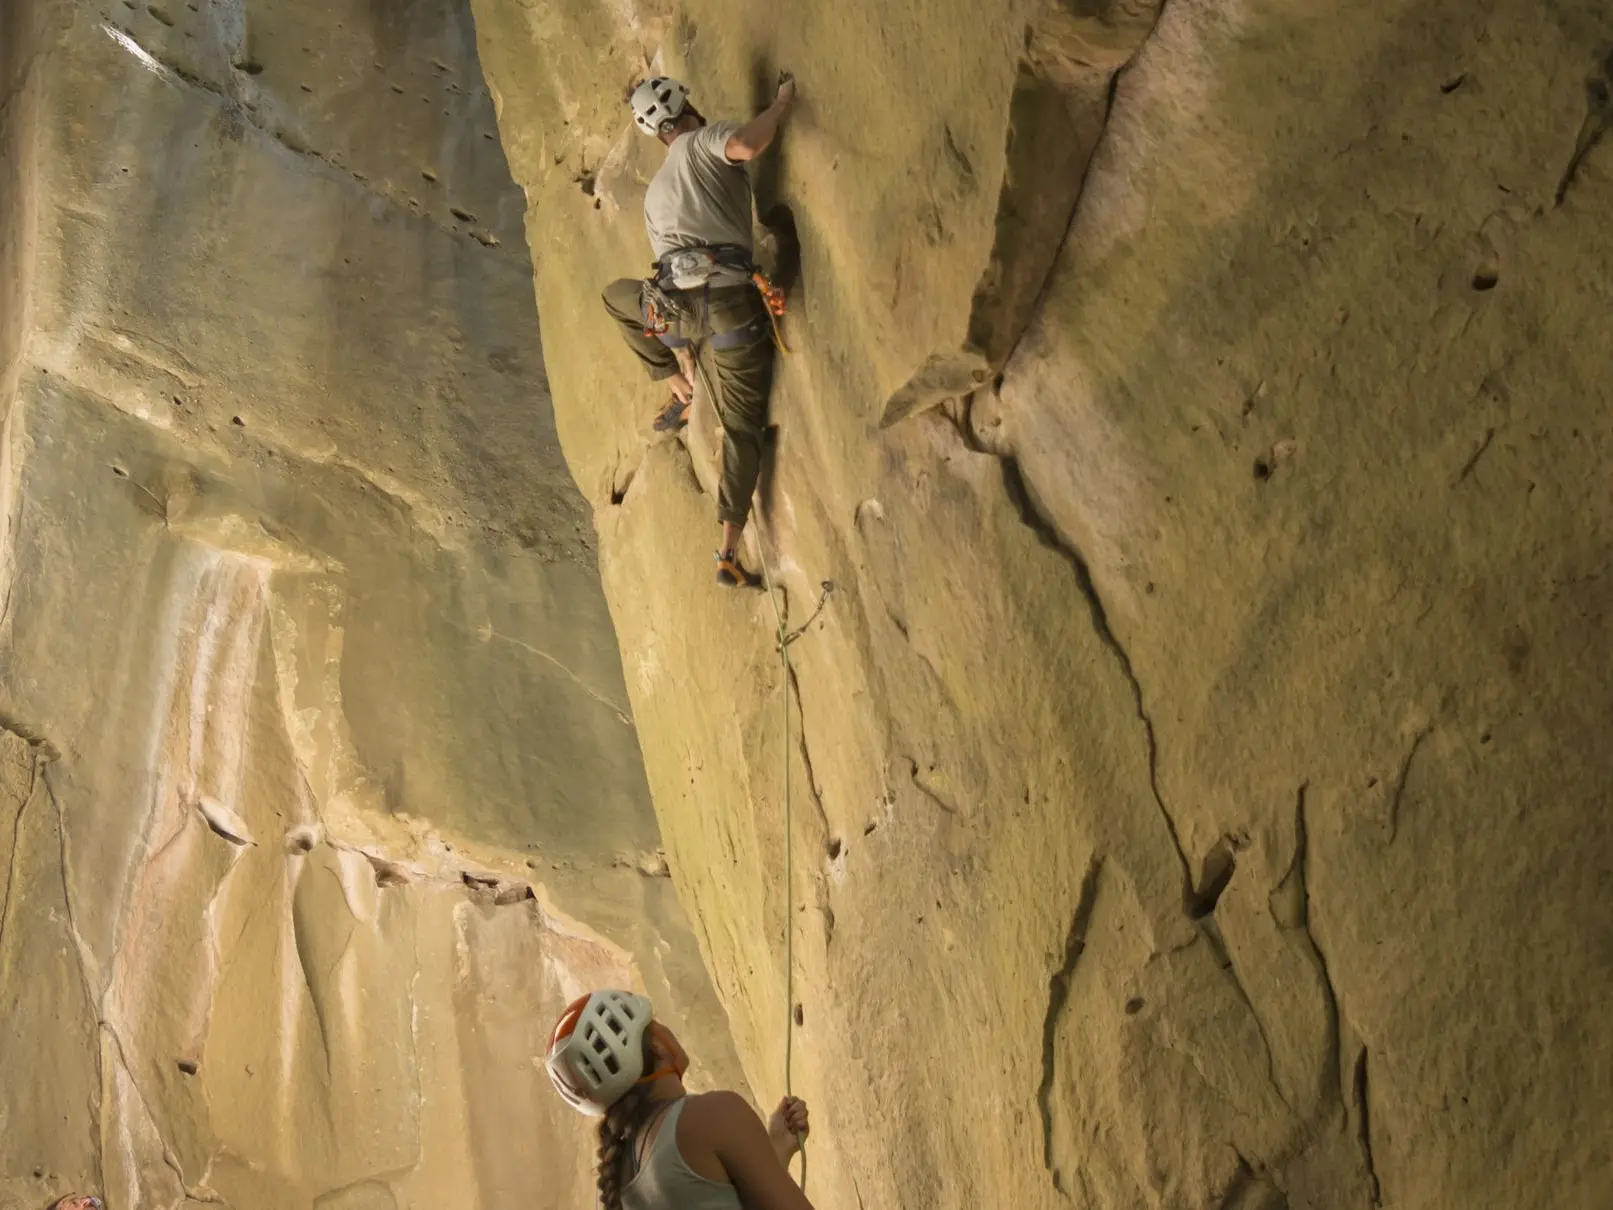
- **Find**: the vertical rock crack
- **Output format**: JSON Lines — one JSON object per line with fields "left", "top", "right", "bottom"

{"left": 0, "top": 743, "right": 40, "bottom": 962}
{"left": 1290, "top": 784, "right": 1345, "bottom": 1119}
{"left": 1039, "top": 855, "right": 1104, "bottom": 1177}
{"left": 1353, "top": 1047, "right": 1383, "bottom": 1206}
{"left": 992, "top": 448, "right": 1194, "bottom": 900}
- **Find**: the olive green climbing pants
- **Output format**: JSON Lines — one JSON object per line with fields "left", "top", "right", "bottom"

{"left": 602, "top": 277, "right": 775, "bottom": 530}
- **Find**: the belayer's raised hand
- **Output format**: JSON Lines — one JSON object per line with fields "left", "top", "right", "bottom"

{"left": 767, "top": 1094, "right": 810, "bottom": 1162}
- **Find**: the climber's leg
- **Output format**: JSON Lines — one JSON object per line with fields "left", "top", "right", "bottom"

{"left": 704, "top": 288, "right": 776, "bottom": 588}
{"left": 601, "top": 278, "right": 682, "bottom": 382}
{"left": 709, "top": 337, "right": 774, "bottom": 535}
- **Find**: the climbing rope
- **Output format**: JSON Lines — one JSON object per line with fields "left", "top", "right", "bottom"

{"left": 681, "top": 266, "right": 808, "bottom": 1181}
{"left": 744, "top": 266, "right": 814, "bottom": 1186}
{"left": 756, "top": 533, "right": 832, "bottom": 1194}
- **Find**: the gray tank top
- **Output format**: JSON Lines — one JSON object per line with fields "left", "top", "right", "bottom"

{"left": 620, "top": 1098, "right": 743, "bottom": 1210}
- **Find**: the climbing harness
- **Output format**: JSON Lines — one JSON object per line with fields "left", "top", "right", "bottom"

{"left": 640, "top": 281, "right": 771, "bottom": 353}
{"left": 639, "top": 243, "right": 792, "bottom": 355}
{"left": 756, "top": 536, "right": 833, "bottom": 1193}
{"left": 657, "top": 244, "right": 756, "bottom": 291}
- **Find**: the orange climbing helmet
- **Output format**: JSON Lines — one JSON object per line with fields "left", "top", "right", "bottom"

{"left": 545, "top": 989, "right": 656, "bottom": 1115}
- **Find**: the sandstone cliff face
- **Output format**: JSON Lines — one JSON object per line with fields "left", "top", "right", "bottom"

{"left": 469, "top": 0, "right": 1613, "bottom": 1207}
{"left": 5, "top": 0, "right": 1611, "bottom": 1206}
{"left": 0, "top": 1, "right": 742, "bottom": 1207}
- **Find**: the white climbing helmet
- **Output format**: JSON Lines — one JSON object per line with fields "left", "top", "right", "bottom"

{"left": 545, "top": 989, "right": 655, "bottom": 1115}
{"left": 630, "top": 76, "right": 691, "bottom": 136}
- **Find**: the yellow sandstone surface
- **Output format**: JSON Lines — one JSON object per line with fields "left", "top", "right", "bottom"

{"left": 1, "top": 1, "right": 739, "bottom": 1207}
{"left": 469, "top": 0, "right": 1612, "bottom": 1207}
{"left": 2, "top": 0, "right": 1610, "bottom": 1207}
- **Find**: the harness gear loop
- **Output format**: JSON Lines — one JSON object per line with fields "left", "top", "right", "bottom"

{"left": 752, "top": 270, "right": 788, "bottom": 317}
{"left": 751, "top": 270, "right": 791, "bottom": 354}
{"left": 640, "top": 280, "right": 679, "bottom": 340}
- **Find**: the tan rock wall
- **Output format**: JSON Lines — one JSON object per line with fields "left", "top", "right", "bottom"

{"left": 0, "top": 1, "right": 742, "bottom": 1206}
{"left": 1, "top": 0, "right": 43, "bottom": 637}
{"left": 469, "top": 0, "right": 1613, "bottom": 1207}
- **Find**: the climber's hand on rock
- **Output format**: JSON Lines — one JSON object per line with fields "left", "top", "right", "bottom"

{"left": 668, "top": 371, "right": 694, "bottom": 405}
{"left": 775, "top": 73, "right": 796, "bottom": 110}
{"left": 768, "top": 1095, "right": 810, "bottom": 1161}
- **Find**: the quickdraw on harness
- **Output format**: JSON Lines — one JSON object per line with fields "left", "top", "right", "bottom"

{"left": 751, "top": 270, "right": 791, "bottom": 354}
{"left": 639, "top": 243, "right": 791, "bottom": 354}
{"left": 640, "top": 283, "right": 679, "bottom": 341}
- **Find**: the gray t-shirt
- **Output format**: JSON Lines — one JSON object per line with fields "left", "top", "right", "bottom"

{"left": 644, "top": 120, "right": 754, "bottom": 261}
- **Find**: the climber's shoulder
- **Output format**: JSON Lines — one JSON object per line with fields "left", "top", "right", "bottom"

{"left": 687, "top": 1091, "right": 813, "bottom": 1210}
{"left": 673, "top": 1091, "right": 754, "bottom": 1182}
{"left": 680, "top": 1090, "right": 768, "bottom": 1152}
{"left": 681, "top": 1089, "right": 758, "bottom": 1135}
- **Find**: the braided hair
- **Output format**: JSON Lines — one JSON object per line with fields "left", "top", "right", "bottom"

{"left": 596, "top": 1031, "right": 661, "bottom": 1210}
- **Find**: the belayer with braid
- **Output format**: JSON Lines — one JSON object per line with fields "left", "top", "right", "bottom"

{"left": 545, "top": 990, "right": 815, "bottom": 1210}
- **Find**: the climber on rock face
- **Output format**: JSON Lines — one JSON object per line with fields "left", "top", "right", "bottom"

{"left": 602, "top": 73, "right": 796, "bottom": 589}
{"left": 546, "top": 989, "right": 814, "bottom": 1210}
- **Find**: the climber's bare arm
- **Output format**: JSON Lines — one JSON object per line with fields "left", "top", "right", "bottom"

{"left": 693, "top": 1090, "right": 815, "bottom": 1210}
{"left": 726, "top": 76, "right": 796, "bottom": 162}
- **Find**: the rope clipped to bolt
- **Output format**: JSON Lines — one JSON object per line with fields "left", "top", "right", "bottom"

{"left": 757, "top": 533, "right": 833, "bottom": 1193}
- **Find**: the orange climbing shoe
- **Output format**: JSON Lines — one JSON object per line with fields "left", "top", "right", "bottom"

{"left": 715, "top": 549, "right": 763, "bottom": 589}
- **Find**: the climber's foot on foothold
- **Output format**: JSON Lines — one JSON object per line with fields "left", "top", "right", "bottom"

{"left": 715, "top": 549, "right": 763, "bottom": 589}
{"left": 653, "top": 397, "right": 690, "bottom": 433}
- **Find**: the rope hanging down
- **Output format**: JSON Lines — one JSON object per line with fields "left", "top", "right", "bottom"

{"left": 756, "top": 534, "right": 832, "bottom": 1194}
